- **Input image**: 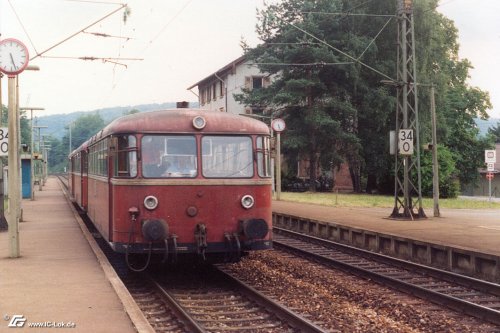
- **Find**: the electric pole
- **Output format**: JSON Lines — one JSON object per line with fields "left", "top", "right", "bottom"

{"left": 391, "top": 0, "right": 426, "bottom": 219}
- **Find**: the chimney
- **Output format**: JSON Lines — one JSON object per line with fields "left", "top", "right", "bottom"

{"left": 177, "top": 101, "right": 189, "bottom": 108}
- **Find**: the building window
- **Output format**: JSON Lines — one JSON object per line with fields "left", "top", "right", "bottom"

{"left": 245, "top": 76, "right": 270, "bottom": 90}
{"left": 212, "top": 83, "right": 217, "bottom": 100}
{"left": 219, "top": 81, "right": 224, "bottom": 97}
{"left": 201, "top": 87, "right": 208, "bottom": 105}
{"left": 253, "top": 77, "right": 263, "bottom": 89}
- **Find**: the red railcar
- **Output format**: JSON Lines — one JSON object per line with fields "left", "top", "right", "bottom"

{"left": 69, "top": 109, "right": 272, "bottom": 269}
{"left": 69, "top": 141, "right": 89, "bottom": 211}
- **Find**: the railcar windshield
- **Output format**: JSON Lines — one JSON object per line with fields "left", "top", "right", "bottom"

{"left": 142, "top": 135, "right": 197, "bottom": 178}
{"left": 201, "top": 136, "right": 253, "bottom": 178}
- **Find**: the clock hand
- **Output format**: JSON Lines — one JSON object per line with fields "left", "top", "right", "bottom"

{"left": 10, "top": 53, "right": 17, "bottom": 69}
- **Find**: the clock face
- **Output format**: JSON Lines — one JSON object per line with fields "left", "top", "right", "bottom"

{"left": 272, "top": 118, "right": 286, "bottom": 132}
{"left": 0, "top": 38, "right": 29, "bottom": 75}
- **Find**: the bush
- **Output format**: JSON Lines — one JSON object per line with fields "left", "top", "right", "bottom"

{"left": 420, "top": 145, "right": 459, "bottom": 198}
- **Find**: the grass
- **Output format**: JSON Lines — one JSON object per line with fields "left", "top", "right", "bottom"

{"left": 275, "top": 191, "right": 500, "bottom": 210}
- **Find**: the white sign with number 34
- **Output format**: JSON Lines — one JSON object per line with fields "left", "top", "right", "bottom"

{"left": 398, "top": 129, "right": 414, "bottom": 155}
{"left": 0, "top": 127, "right": 9, "bottom": 157}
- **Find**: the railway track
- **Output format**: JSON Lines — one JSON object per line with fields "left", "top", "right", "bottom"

{"left": 130, "top": 264, "right": 327, "bottom": 332}
{"left": 273, "top": 226, "right": 500, "bottom": 326}
{"left": 58, "top": 175, "right": 327, "bottom": 332}
{"left": 59, "top": 173, "right": 498, "bottom": 330}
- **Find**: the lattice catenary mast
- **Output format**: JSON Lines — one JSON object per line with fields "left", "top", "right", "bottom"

{"left": 391, "top": 0, "right": 426, "bottom": 219}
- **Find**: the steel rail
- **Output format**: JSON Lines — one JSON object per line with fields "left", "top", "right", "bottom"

{"left": 145, "top": 265, "right": 328, "bottom": 332}
{"left": 273, "top": 227, "right": 500, "bottom": 326}
{"left": 148, "top": 277, "right": 208, "bottom": 333}
{"left": 214, "top": 264, "right": 328, "bottom": 333}
{"left": 274, "top": 226, "right": 500, "bottom": 296}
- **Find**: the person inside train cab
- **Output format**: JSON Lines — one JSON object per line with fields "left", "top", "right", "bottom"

{"left": 144, "top": 151, "right": 169, "bottom": 177}
{"left": 164, "top": 155, "right": 196, "bottom": 176}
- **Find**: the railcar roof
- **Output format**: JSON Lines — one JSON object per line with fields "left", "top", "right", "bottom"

{"left": 100, "top": 109, "right": 270, "bottom": 137}
{"left": 69, "top": 140, "right": 89, "bottom": 158}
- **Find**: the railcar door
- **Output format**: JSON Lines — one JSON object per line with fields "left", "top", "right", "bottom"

{"left": 108, "top": 135, "right": 138, "bottom": 242}
{"left": 108, "top": 137, "right": 114, "bottom": 241}
{"left": 70, "top": 155, "right": 75, "bottom": 198}
{"left": 81, "top": 150, "right": 88, "bottom": 211}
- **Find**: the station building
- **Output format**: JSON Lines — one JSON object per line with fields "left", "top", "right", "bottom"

{"left": 187, "top": 55, "right": 353, "bottom": 192}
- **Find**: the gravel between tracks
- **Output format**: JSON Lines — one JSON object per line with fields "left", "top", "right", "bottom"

{"left": 227, "top": 250, "right": 499, "bottom": 333}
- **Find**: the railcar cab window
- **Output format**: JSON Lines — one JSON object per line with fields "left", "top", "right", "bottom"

{"left": 113, "top": 135, "right": 137, "bottom": 178}
{"left": 142, "top": 135, "right": 197, "bottom": 178}
{"left": 202, "top": 136, "right": 253, "bottom": 178}
{"left": 256, "top": 136, "right": 271, "bottom": 178}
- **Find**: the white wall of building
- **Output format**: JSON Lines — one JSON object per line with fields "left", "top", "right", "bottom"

{"left": 194, "top": 60, "right": 264, "bottom": 115}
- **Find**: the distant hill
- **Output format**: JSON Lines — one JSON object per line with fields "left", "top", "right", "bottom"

{"left": 34, "top": 102, "right": 198, "bottom": 140}
{"left": 475, "top": 117, "right": 499, "bottom": 137}
{"left": 34, "top": 105, "right": 497, "bottom": 140}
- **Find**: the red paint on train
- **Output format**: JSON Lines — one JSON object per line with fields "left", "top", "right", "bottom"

{"left": 69, "top": 109, "right": 272, "bottom": 268}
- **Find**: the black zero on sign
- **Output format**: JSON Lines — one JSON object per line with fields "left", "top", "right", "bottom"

{"left": 0, "top": 142, "right": 8, "bottom": 153}
{"left": 402, "top": 141, "right": 410, "bottom": 152}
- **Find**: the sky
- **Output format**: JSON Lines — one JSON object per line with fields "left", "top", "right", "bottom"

{"left": 0, "top": 0, "right": 499, "bottom": 119}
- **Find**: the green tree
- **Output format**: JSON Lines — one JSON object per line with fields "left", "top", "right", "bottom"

{"left": 20, "top": 111, "right": 31, "bottom": 151}
{"left": 0, "top": 103, "right": 6, "bottom": 127}
{"left": 47, "top": 113, "right": 107, "bottom": 173}
{"left": 123, "top": 108, "right": 140, "bottom": 116}
{"left": 238, "top": 0, "right": 492, "bottom": 194}
{"left": 414, "top": 2, "right": 492, "bottom": 189}
{"left": 236, "top": 0, "right": 361, "bottom": 191}
{"left": 488, "top": 122, "right": 500, "bottom": 143}
{"left": 420, "top": 145, "right": 459, "bottom": 198}
{"left": 64, "top": 113, "right": 106, "bottom": 154}
{"left": 43, "top": 135, "right": 64, "bottom": 173}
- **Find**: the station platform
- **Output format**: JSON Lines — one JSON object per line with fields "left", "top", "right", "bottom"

{"left": 0, "top": 177, "right": 151, "bottom": 332}
{"left": 272, "top": 200, "right": 500, "bottom": 256}
{"left": 272, "top": 200, "right": 500, "bottom": 281}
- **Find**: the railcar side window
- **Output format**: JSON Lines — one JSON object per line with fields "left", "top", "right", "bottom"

{"left": 74, "top": 153, "right": 81, "bottom": 173}
{"left": 114, "top": 135, "right": 137, "bottom": 178}
{"left": 89, "top": 140, "right": 108, "bottom": 176}
{"left": 202, "top": 136, "right": 253, "bottom": 178}
{"left": 142, "top": 135, "right": 197, "bottom": 178}
{"left": 256, "top": 136, "right": 271, "bottom": 178}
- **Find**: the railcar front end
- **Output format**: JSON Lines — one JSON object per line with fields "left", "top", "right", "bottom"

{"left": 99, "top": 110, "right": 272, "bottom": 268}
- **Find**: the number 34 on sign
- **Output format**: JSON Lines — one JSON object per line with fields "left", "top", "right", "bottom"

{"left": 0, "top": 128, "right": 9, "bottom": 157}
{"left": 399, "top": 129, "right": 414, "bottom": 155}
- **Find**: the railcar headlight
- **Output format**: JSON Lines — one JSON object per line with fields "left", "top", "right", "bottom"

{"left": 241, "top": 195, "right": 255, "bottom": 209}
{"left": 144, "top": 195, "right": 159, "bottom": 210}
{"left": 192, "top": 116, "right": 206, "bottom": 130}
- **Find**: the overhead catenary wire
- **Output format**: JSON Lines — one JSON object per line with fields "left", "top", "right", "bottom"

{"left": 356, "top": 16, "right": 393, "bottom": 61}
{"left": 298, "top": 12, "right": 395, "bottom": 18}
{"left": 83, "top": 30, "right": 133, "bottom": 40}
{"left": 251, "top": 62, "right": 354, "bottom": 67}
{"left": 30, "top": 3, "right": 128, "bottom": 61}
{"left": 62, "top": 0, "right": 126, "bottom": 4}
{"left": 7, "top": 0, "right": 40, "bottom": 55}
{"left": 100, "top": 0, "right": 194, "bottom": 106}
{"left": 40, "top": 55, "right": 143, "bottom": 61}
{"left": 286, "top": 21, "right": 395, "bottom": 82}
{"left": 255, "top": 3, "right": 396, "bottom": 80}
